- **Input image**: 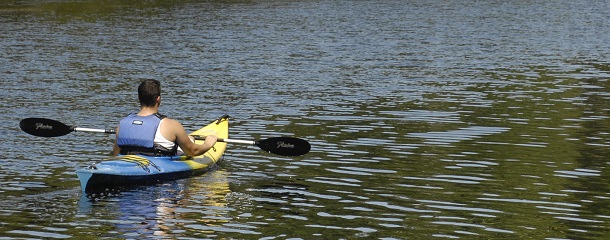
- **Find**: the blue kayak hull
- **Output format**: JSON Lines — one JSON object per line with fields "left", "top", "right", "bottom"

{"left": 75, "top": 155, "right": 217, "bottom": 193}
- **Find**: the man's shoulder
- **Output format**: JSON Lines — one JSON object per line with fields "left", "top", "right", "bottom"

{"left": 160, "top": 117, "right": 183, "bottom": 127}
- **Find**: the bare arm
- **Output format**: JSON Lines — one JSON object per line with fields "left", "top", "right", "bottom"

{"left": 112, "top": 126, "right": 120, "bottom": 156}
{"left": 166, "top": 119, "right": 218, "bottom": 156}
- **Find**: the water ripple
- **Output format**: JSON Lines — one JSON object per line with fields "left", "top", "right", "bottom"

{"left": 404, "top": 174, "right": 488, "bottom": 185}
{"left": 409, "top": 126, "right": 511, "bottom": 145}
{"left": 184, "top": 224, "right": 261, "bottom": 235}
{"left": 431, "top": 221, "right": 514, "bottom": 234}
{"left": 366, "top": 201, "right": 437, "bottom": 213}
{"left": 477, "top": 197, "right": 581, "bottom": 208}
{"left": 6, "top": 230, "right": 71, "bottom": 239}
{"left": 554, "top": 168, "right": 601, "bottom": 178}
{"left": 246, "top": 188, "right": 342, "bottom": 200}
{"left": 306, "top": 177, "right": 362, "bottom": 187}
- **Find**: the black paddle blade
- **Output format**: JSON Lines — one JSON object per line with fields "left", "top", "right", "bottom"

{"left": 19, "top": 118, "right": 74, "bottom": 137}
{"left": 256, "top": 137, "right": 311, "bottom": 156}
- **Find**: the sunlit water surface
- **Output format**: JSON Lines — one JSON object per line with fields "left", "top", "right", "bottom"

{"left": 2, "top": 0, "right": 610, "bottom": 239}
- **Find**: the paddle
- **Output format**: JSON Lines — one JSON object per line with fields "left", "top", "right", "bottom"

{"left": 19, "top": 118, "right": 115, "bottom": 137}
{"left": 19, "top": 118, "right": 310, "bottom": 156}
{"left": 193, "top": 136, "right": 310, "bottom": 157}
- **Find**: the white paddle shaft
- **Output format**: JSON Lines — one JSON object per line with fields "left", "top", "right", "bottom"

{"left": 74, "top": 127, "right": 114, "bottom": 133}
{"left": 218, "top": 138, "right": 255, "bottom": 145}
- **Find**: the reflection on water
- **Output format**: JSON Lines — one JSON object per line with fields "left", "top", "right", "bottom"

{"left": 76, "top": 170, "right": 232, "bottom": 238}
{"left": 2, "top": 0, "right": 610, "bottom": 239}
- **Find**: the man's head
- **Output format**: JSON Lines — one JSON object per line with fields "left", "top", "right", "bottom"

{"left": 138, "top": 79, "right": 161, "bottom": 107}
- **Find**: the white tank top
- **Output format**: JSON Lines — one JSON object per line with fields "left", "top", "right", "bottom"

{"left": 153, "top": 119, "right": 185, "bottom": 155}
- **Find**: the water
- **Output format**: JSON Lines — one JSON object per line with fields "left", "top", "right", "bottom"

{"left": 2, "top": 0, "right": 610, "bottom": 239}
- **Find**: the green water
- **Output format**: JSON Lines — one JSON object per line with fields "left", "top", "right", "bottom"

{"left": 1, "top": 0, "right": 610, "bottom": 239}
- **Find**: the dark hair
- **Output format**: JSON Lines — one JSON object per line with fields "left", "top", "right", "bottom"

{"left": 138, "top": 79, "right": 161, "bottom": 107}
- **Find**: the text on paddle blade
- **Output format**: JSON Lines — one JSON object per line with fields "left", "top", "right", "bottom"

{"left": 276, "top": 141, "right": 295, "bottom": 149}
{"left": 36, "top": 122, "right": 53, "bottom": 130}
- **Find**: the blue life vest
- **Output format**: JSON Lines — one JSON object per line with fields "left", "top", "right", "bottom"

{"left": 117, "top": 113, "right": 177, "bottom": 156}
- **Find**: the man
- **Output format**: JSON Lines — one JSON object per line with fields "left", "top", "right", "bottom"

{"left": 112, "top": 79, "right": 217, "bottom": 156}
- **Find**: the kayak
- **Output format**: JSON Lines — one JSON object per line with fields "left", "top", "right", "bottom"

{"left": 75, "top": 115, "right": 229, "bottom": 194}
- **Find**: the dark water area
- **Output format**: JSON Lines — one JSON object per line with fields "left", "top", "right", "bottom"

{"left": 2, "top": 0, "right": 610, "bottom": 239}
